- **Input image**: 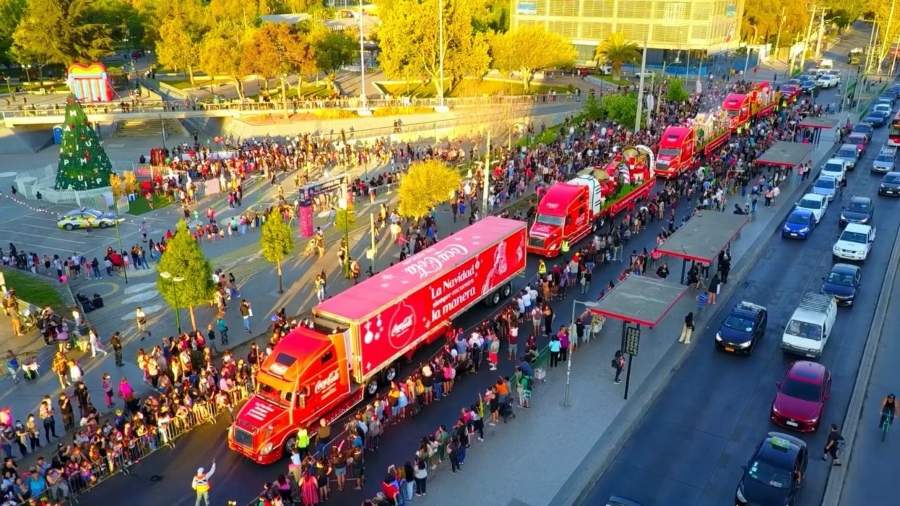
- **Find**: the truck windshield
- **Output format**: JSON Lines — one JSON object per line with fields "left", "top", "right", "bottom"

{"left": 536, "top": 214, "right": 565, "bottom": 226}
{"left": 258, "top": 381, "right": 293, "bottom": 406}
{"left": 659, "top": 148, "right": 680, "bottom": 157}
{"left": 839, "top": 231, "right": 868, "bottom": 244}
{"left": 785, "top": 319, "right": 823, "bottom": 341}
{"left": 726, "top": 109, "right": 740, "bottom": 117}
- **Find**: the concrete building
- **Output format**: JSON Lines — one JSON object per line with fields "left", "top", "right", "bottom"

{"left": 510, "top": 0, "right": 744, "bottom": 64}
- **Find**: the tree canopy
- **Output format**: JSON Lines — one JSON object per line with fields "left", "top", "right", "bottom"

{"left": 156, "top": 219, "right": 214, "bottom": 330}
{"left": 398, "top": 160, "right": 461, "bottom": 219}
{"left": 260, "top": 208, "right": 295, "bottom": 294}
{"left": 594, "top": 32, "right": 640, "bottom": 79}
{"left": 0, "top": 0, "right": 25, "bottom": 65}
{"left": 156, "top": 15, "right": 202, "bottom": 84}
{"left": 12, "top": 0, "right": 114, "bottom": 66}
{"left": 199, "top": 22, "right": 248, "bottom": 99}
{"left": 490, "top": 26, "right": 575, "bottom": 90}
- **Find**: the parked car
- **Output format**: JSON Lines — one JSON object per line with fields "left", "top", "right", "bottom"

{"left": 715, "top": 301, "right": 767, "bottom": 354}
{"left": 851, "top": 122, "right": 874, "bottom": 141}
{"left": 735, "top": 433, "right": 807, "bottom": 506}
{"left": 57, "top": 209, "right": 123, "bottom": 231}
{"left": 821, "top": 263, "right": 861, "bottom": 306}
{"left": 832, "top": 222, "right": 875, "bottom": 261}
{"left": 879, "top": 171, "right": 900, "bottom": 197}
{"left": 795, "top": 193, "right": 828, "bottom": 223}
{"left": 872, "top": 147, "right": 897, "bottom": 174}
{"left": 770, "top": 361, "right": 831, "bottom": 432}
{"left": 839, "top": 196, "right": 874, "bottom": 227}
{"left": 832, "top": 147, "right": 858, "bottom": 170}
{"left": 811, "top": 175, "right": 839, "bottom": 201}
{"left": 782, "top": 209, "right": 817, "bottom": 239}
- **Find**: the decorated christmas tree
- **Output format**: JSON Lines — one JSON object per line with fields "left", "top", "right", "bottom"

{"left": 54, "top": 97, "right": 114, "bottom": 191}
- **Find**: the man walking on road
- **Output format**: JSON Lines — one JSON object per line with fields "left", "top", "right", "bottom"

{"left": 191, "top": 460, "right": 216, "bottom": 506}
{"left": 135, "top": 307, "right": 149, "bottom": 341}
{"left": 110, "top": 332, "right": 124, "bottom": 366}
{"left": 239, "top": 299, "right": 252, "bottom": 333}
{"left": 823, "top": 424, "right": 844, "bottom": 466}
{"left": 678, "top": 312, "right": 694, "bottom": 345}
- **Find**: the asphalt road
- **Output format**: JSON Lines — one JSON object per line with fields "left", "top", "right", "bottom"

{"left": 582, "top": 41, "right": 900, "bottom": 506}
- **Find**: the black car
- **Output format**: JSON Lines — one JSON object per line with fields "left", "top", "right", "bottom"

{"left": 715, "top": 301, "right": 767, "bottom": 354}
{"left": 839, "top": 196, "right": 874, "bottom": 227}
{"left": 863, "top": 111, "right": 888, "bottom": 127}
{"left": 851, "top": 122, "right": 874, "bottom": 141}
{"left": 878, "top": 172, "right": 900, "bottom": 197}
{"left": 736, "top": 433, "right": 807, "bottom": 506}
{"left": 822, "top": 263, "right": 861, "bottom": 306}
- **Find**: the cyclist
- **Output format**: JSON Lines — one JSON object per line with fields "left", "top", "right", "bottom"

{"left": 881, "top": 394, "right": 898, "bottom": 429}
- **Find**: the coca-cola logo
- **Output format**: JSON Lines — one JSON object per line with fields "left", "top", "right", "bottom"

{"left": 391, "top": 315, "right": 414, "bottom": 338}
{"left": 388, "top": 303, "right": 417, "bottom": 349}
{"left": 314, "top": 369, "right": 340, "bottom": 395}
{"left": 403, "top": 244, "right": 469, "bottom": 279}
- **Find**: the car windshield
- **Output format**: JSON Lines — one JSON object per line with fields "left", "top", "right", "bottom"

{"left": 852, "top": 125, "right": 871, "bottom": 133}
{"left": 885, "top": 174, "right": 900, "bottom": 184}
{"left": 799, "top": 198, "right": 821, "bottom": 209}
{"left": 785, "top": 319, "right": 822, "bottom": 340}
{"left": 847, "top": 201, "right": 870, "bottom": 212}
{"left": 840, "top": 231, "right": 868, "bottom": 244}
{"left": 787, "top": 213, "right": 809, "bottom": 225}
{"left": 877, "top": 154, "right": 895, "bottom": 163}
{"left": 782, "top": 378, "right": 821, "bottom": 402}
{"left": 723, "top": 315, "right": 754, "bottom": 332}
{"left": 837, "top": 148, "right": 856, "bottom": 158}
{"left": 823, "top": 163, "right": 843, "bottom": 173}
{"left": 814, "top": 179, "right": 835, "bottom": 189}
{"left": 748, "top": 459, "right": 792, "bottom": 489}
{"left": 659, "top": 148, "right": 680, "bottom": 157}
{"left": 536, "top": 214, "right": 565, "bottom": 226}
{"left": 826, "top": 271, "right": 855, "bottom": 286}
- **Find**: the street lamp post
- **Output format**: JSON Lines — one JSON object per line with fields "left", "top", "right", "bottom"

{"left": 357, "top": 0, "right": 371, "bottom": 115}
{"left": 743, "top": 25, "right": 759, "bottom": 76}
{"left": 562, "top": 299, "right": 601, "bottom": 407}
{"left": 634, "top": 30, "right": 650, "bottom": 133}
{"left": 436, "top": 0, "right": 448, "bottom": 112}
{"left": 159, "top": 271, "right": 184, "bottom": 333}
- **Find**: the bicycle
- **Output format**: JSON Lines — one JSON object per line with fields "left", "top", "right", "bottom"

{"left": 880, "top": 409, "right": 894, "bottom": 442}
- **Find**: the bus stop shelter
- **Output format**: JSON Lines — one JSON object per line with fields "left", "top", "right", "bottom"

{"left": 754, "top": 141, "right": 813, "bottom": 169}
{"left": 655, "top": 211, "right": 749, "bottom": 283}
{"left": 588, "top": 275, "right": 689, "bottom": 399}
{"left": 798, "top": 115, "right": 841, "bottom": 145}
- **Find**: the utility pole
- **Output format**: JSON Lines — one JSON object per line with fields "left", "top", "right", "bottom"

{"left": 482, "top": 129, "right": 491, "bottom": 216}
{"left": 865, "top": 18, "right": 878, "bottom": 75}
{"left": 775, "top": 7, "right": 787, "bottom": 61}
{"left": 891, "top": 34, "right": 900, "bottom": 76}
{"left": 358, "top": 0, "right": 369, "bottom": 114}
{"left": 880, "top": 0, "right": 897, "bottom": 74}
{"left": 634, "top": 30, "right": 649, "bottom": 133}
{"left": 437, "top": 0, "right": 446, "bottom": 111}
{"left": 815, "top": 8, "right": 826, "bottom": 59}
{"left": 803, "top": 5, "right": 817, "bottom": 67}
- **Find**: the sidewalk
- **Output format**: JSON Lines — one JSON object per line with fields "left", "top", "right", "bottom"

{"left": 407, "top": 141, "right": 840, "bottom": 506}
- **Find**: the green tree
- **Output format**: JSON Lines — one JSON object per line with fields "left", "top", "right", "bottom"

{"left": 600, "top": 93, "right": 639, "bottom": 130}
{"left": 156, "top": 16, "right": 202, "bottom": 85}
{"left": 582, "top": 94, "right": 604, "bottom": 121}
{"left": 199, "top": 22, "right": 247, "bottom": 100}
{"left": 594, "top": 32, "right": 640, "bottom": 80}
{"left": 490, "top": 26, "right": 576, "bottom": 91}
{"left": 742, "top": 0, "right": 813, "bottom": 49}
{"left": 665, "top": 78, "right": 689, "bottom": 103}
{"left": 156, "top": 219, "right": 214, "bottom": 331}
{"left": 12, "top": 0, "right": 114, "bottom": 66}
{"left": 398, "top": 159, "right": 461, "bottom": 219}
{"left": 241, "top": 23, "right": 316, "bottom": 112}
{"left": 55, "top": 98, "right": 115, "bottom": 191}
{"left": 377, "top": 0, "right": 490, "bottom": 99}
{"left": 260, "top": 208, "right": 295, "bottom": 294}
{"left": 312, "top": 26, "right": 356, "bottom": 86}
{"left": 0, "top": 0, "right": 26, "bottom": 64}
{"left": 472, "top": 0, "right": 508, "bottom": 32}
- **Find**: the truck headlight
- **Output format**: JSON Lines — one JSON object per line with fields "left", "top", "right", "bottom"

{"left": 259, "top": 442, "right": 274, "bottom": 455}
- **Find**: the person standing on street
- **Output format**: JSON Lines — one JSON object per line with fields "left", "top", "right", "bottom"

{"left": 135, "top": 307, "right": 149, "bottom": 341}
{"left": 38, "top": 395, "right": 57, "bottom": 442}
{"left": 823, "top": 424, "right": 844, "bottom": 465}
{"left": 110, "top": 332, "right": 124, "bottom": 366}
{"left": 612, "top": 350, "right": 626, "bottom": 384}
{"left": 5, "top": 351, "right": 19, "bottom": 384}
{"left": 216, "top": 317, "right": 229, "bottom": 345}
{"left": 678, "top": 312, "right": 694, "bottom": 345}
{"left": 89, "top": 328, "right": 108, "bottom": 358}
{"left": 239, "top": 299, "right": 252, "bottom": 333}
{"left": 191, "top": 460, "right": 216, "bottom": 506}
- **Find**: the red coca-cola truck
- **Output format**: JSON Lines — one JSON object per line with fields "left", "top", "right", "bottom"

{"left": 528, "top": 146, "right": 654, "bottom": 257}
{"left": 655, "top": 125, "right": 730, "bottom": 179}
{"left": 228, "top": 217, "right": 527, "bottom": 463}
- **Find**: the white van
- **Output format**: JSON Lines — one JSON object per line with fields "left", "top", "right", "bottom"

{"left": 781, "top": 293, "right": 837, "bottom": 358}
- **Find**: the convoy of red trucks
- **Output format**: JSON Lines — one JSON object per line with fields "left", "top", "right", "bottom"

{"left": 657, "top": 81, "right": 780, "bottom": 179}
{"left": 228, "top": 217, "right": 527, "bottom": 463}
{"left": 527, "top": 146, "right": 654, "bottom": 257}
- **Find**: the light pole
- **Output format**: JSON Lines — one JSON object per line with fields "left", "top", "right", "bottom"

{"left": 159, "top": 271, "right": 184, "bottom": 333}
{"left": 436, "top": 0, "right": 448, "bottom": 112}
{"left": 744, "top": 25, "right": 759, "bottom": 76}
{"left": 563, "top": 299, "right": 600, "bottom": 407}
{"left": 634, "top": 30, "right": 650, "bottom": 133}
{"left": 357, "top": 0, "right": 371, "bottom": 115}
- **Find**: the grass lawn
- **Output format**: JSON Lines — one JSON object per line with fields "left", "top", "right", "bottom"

{"left": 128, "top": 194, "right": 173, "bottom": 215}
{"left": 21, "top": 82, "right": 69, "bottom": 93}
{"left": 160, "top": 77, "right": 232, "bottom": 90}
{"left": 602, "top": 183, "right": 640, "bottom": 210}
{"left": 517, "top": 124, "right": 562, "bottom": 147}
{"left": 264, "top": 84, "right": 333, "bottom": 99}
{"left": 378, "top": 79, "right": 575, "bottom": 98}
{"left": 595, "top": 74, "right": 632, "bottom": 86}
{"left": 0, "top": 268, "right": 67, "bottom": 313}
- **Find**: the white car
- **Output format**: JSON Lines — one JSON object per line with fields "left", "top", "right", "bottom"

{"left": 832, "top": 223, "right": 876, "bottom": 261}
{"left": 795, "top": 193, "right": 828, "bottom": 223}
{"left": 816, "top": 74, "right": 839, "bottom": 88}
{"left": 820, "top": 158, "right": 848, "bottom": 184}
{"left": 874, "top": 103, "right": 893, "bottom": 116}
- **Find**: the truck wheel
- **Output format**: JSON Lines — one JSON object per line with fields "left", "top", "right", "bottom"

{"left": 385, "top": 364, "right": 398, "bottom": 383}
{"left": 283, "top": 435, "right": 296, "bottom": 457}
{"left": 489, "top": 290, "right": 501, "bottom": 306}
{"left": 366, "top": 379, "right": 380, "bottom": 396}
{"left": 501, "top": 284, "right": 511, "bottom": 298}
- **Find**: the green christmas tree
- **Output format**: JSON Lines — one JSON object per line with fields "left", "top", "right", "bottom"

{"left": 55, "top": 97, "right": 114, "bottom": 191}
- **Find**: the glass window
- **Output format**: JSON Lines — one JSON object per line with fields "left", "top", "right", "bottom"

{"left": 782, "top": 379, "right": 821, "bottom": 402}
{"left": 847, "top": 200, "right": 870, "bottom": 212}
{"left": 787, "top": 213, "right": 809, "bottom": 225}
{"left": 536, "top": 214, "right": 565, "bottom": 226}
{"left": 814, "top": 178, "right": 835, "bottom": 189}
{"left": 839, "top": 231, "right": 868, "bottom": 243}
{"left": 785, "top": 319, "right": 822, "bottom": 341}
{"left": 549, "top": 0, "right": 578, "bottom": 17}
{"left": 582, "top": 0, "right": 615, "bottom": 17}
{"left": 748, "top": 459, "right": 791, "bottom": 489}
{"left": 723, "top": 316, "right": 754, "bottom": 332}
{"left": 826, "top": 271, "right": 855, "bottom": 286}
{"left": 659, "top": 148, "right": 681, "bottom": 157}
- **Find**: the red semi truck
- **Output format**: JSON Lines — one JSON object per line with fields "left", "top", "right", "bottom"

{"left": 527, "top": 146, "right": 654, "bottom": 257}
{"left": 228, "top": 217, "right": 527, "bottom": 463}
{"left": 722, "top": 82, "right": 780, "bottom": 131}
{"left": 655, "top": 124, "right": 730, "bottom": 178}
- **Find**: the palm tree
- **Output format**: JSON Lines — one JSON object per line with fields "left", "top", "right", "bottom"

{"left": 595, "top": 33, "right": 641, "bottom": 80}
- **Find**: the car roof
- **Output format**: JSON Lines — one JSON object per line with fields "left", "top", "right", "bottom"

{"left": 800, "top": 193, "right": 824, "bottom": 201}
{"left": 831, "top": 263, "right": 860, "bottom": 275}
{"left": 790, "top": 208, "right": 813, "bottom": 216}
{"left": 731, "top": 301, "right": 765, "bottom": 318}
{"left": 844, "top": 222, "right": 871, "bottom": 233}
{"left": 849, "top": 196, "right": 871, "bottom": 204}
{"left": 838, "top": 144, "right": 858, "bottom": 150}
{"left": 757, "top": 433, "right": 804, "bottom": 464}
{"left": 815, "top": 175, "right": 836, "bottom": 182}
{"left": 786, "top": 360, "right": 828, "bottom": 383}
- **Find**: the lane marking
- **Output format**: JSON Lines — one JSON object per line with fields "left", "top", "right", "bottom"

{"left": 121, "top": 290, "right": 159, "bottom": 305}
{"left": 123, "top": 282, "right": 157, "bottom": 295}
{"left": 77, "top": 281, "right": 119, "bottom": 298}
{"left": 0, "top": 229, "right": 86, "bottom": 244}
{"left": 120, "top": 302, "right": 164, "bottom": 320}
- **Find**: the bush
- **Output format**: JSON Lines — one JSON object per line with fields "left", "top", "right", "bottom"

{"left": 582, "top": 94, "right": 605, "bottom": 121}
{"left": 665, "top": 78, "right": 689, "bottom": 103}
{"left": 600, "top": 93, "right": 638, "bottom": 129}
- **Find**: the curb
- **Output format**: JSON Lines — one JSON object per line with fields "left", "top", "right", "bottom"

{"left": 551, "top": 136, "right": 843, "bottom": 506}
{"left": 821, "top": 230, "right": 900, "bottom": 504}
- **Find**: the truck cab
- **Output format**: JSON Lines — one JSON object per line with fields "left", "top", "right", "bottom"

{"left": 723, "top": 93, "right": 751, "bottom": 130}
{"left": 655, "top": 126, "right": 695, "bottom": 178}
{"left": 528, "top": 183, "right": 591, "bottom": 257}
{"left": 229, "top": 322, "right": 355, "bottom": 464}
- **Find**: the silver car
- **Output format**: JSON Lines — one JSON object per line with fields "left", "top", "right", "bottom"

{"left": 872, "top": 147, "right": 897, "bottom": 174}
{"left": 835, "top": 144, "right": 859, "bottom": 169}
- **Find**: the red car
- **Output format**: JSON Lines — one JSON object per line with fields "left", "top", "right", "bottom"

{"left": 770, "top": 361, "right": 831, "bottom": 432}
{"left": 779, "top": 84, "right": 800, "bottom": 104}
